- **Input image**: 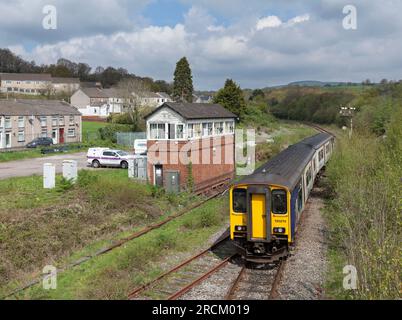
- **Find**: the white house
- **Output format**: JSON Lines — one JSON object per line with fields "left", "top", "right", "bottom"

{"left": 71, "top": 87, "right": 173, "bottom": 118}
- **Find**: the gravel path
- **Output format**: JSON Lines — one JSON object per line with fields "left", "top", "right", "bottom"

{"left": 277, "top": 186, "right": 328, "bottom": 300}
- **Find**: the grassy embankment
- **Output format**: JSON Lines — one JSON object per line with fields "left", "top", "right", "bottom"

{"left": 0, "top": 121, "right": 111, "bottom": 163}
{"left": 324, "top": 108, "right": 401, "bottom": 299}
{"left": 0, "top": 169, "right": 228, "bottom": 299}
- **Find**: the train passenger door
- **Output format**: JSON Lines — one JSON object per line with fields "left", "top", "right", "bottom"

{"left": 247, "top": 187, "right": 271, "bottom": 241}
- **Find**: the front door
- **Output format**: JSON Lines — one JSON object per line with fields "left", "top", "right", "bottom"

{"left": 59, "top": 128, "right": 65, "bottom": 144}
{"left": 251, "top": 194, "right": 267, "bottom": 239}
{"left": 155, "top": 165, "right": 163, "bottom": 187}
{"left": 5, "top": 133, "right": 11, "bottom": 148}
{"left": 52, "top": 129, "right": 58, "bottom": 144}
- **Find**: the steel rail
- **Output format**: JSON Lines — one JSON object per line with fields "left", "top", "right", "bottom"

{"left": 128, "top": 235, "right": 230, "bottom": 299}
{"left": 168, "top": 254, "right": 238, "bottom": 300}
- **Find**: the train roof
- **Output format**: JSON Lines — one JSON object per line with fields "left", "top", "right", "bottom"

{"left": 300, "top": 132, "right": 333, "bottom": 149}
{"left": 234, "top": 133, "right": 333, "bottom": 191}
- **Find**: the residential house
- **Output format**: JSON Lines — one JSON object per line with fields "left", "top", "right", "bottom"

{"left": 70, "top": 88, "right": 110, "bottom": 117}
{"left": 145, "top": 102, "right": 237, "bottom": 192}
{"left": 0, "top": 73, "right": 52, "bottom": 95}
{"left": 71, "top": 88, "right": 173, "bottom": 118}
{"left": 51, "top": 77, "right": 80, "bottom": 94}
{"left": 0, "top": 99, "right": 82, "bottom": 149}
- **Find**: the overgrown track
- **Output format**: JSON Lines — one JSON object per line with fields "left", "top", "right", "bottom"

{"left": 305, "top": 122, "right": 336, "bottom": 137}
{"left": 3, "top": 184, "right": 230, "bottom": 300}
{"left": 224, "top": 259, "right": 286, "bottom": 300}
{"left": 128, "top": 235, "right": 237, "bottom": 300}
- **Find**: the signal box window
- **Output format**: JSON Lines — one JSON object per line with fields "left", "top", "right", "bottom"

{"left": 233, "top": 189, "right": 247, "bottom": 213}
{"left": 272, "top": 190, "right": 287, "bottom": 214}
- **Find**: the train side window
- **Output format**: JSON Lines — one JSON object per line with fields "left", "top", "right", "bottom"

{"left": 233, "top": 189, "right": 247, "bottom": 213}
{"left": 297, "top": 184, "right": 303, "bottom": 212}
{"left": 272, "top": 190, "right": 287, "bottom": 214}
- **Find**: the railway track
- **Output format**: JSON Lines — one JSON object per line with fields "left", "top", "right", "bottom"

{"left": 225, "top": 259, "right": 286, "bottom": 300}
{"left": 305, "top": 122, "right": 336, "bottom": 137}
{"left": 3, "top": 184, "right": 230, "bottom": 300}
{"left": 128, "top": 235, "right": 237, "bottom": 300}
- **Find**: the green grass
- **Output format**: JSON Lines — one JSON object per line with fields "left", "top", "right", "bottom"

{"left": 7, "top": 197, "right": 227, "bottom": 300}
{"left": 0, "top": 122, "right": 110, "bottom": 163}
{"left": 323, "top": 109, "right": 402, "bottom": 299}
{"left": 0, "top": 169, "right": 199, "bottom": 297}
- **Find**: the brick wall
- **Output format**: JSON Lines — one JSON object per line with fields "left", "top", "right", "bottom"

{"left": 147, "top": 135, "right": 235, "bottom": 190}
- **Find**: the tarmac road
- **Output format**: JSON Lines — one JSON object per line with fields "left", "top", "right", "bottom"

{"left": 0, "top": 152, "right": 91, "bottom": 180}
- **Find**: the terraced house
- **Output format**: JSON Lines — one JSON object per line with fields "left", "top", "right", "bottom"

{"left": 0, "top": 73, "right": 52, "bottom": 95}
{"left": 0, "top": 99, "right": 82, "bottom": 149}
{"left": 0, "top": 73, "right": 81, "bottom": 95}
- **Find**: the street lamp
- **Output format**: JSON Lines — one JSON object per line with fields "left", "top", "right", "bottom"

{"left": 340, "top": 106, "right": 356, "bottom": 138}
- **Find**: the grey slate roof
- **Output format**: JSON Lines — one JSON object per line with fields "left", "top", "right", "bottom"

{"left": 51, "top": 77, "right": 80, "bottom": 84}
{"left": 0, "top": 99, "right": 81, "bottom": 116}
{"left": 80, "top": 87, "right": 108, "bottom": 98}
{"left": 0, "top": 73, "right": 52, "bottom": 81}
{"left": 234, "top": 133, "right": 333, "bottom": 191}
{"left": 145, "top": 102, "right": 237, "bottom": 120}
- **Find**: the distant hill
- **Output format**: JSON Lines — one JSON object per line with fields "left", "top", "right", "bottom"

{"left": 264, "top": 80, "right": 364, "bottom": 89}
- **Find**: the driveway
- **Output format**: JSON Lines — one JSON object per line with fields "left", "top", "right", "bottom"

{"left": 0, "top": 152, "right": 91, "bottom": 180}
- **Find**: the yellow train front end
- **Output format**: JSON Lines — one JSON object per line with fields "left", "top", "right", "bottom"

{"left": 230, "top": 184, "right": 291, "bottom": 263}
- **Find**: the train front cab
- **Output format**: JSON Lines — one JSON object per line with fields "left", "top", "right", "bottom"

{"left": 230, "top": 184, "right": 292, "bottom": 263}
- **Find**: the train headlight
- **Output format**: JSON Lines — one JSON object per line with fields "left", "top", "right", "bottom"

{"left": 235, "top": 226, "right": 247, "bottom": 232}
{"left": 274, "top": 228, "right": 286, "bottom": 234}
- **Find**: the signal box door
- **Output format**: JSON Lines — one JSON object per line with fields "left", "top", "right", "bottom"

{"left": 247, "top": 186, "right": 271, "bottom": 242}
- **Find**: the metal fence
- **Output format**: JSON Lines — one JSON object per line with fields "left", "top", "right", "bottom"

{"left": 116, "top": 132, "right": 146, "bottom": 147}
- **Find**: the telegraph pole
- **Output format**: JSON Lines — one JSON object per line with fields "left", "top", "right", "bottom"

{"left": 340, "top": 106, "right": 356, "bottom": 139}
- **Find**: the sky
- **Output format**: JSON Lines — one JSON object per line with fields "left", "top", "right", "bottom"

{"left": 0, "top": 0, "right": 401, "bottom": 90}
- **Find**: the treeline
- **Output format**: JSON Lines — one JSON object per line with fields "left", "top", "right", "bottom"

{"left": 0, "top": 48, "right": 172, "bottom": 93}
{"left": 269, "top": 87, "right": 355, "bottom": 125}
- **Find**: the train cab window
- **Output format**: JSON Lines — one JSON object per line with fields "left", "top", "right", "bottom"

{"left": 272, "top": 190, "right": 287, "bottom": 214}
{"left": 233, "top": 189, "right": 247, "bottom": 213}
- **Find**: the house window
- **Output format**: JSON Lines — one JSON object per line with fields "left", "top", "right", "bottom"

{"left": 52, "top": 116, "right": 58, "bottom": 126}
{"left": 5, "top": 117, "right": 11, "bottom": 129}
{"left": 69, "top": 115, "right": 75, "bottom": 125}
{"left": 188, "top": 124, "right": 194, "bottom": 138}
{"left": 18, "top": 116, "right": 25, "bottom": 128}
{"left": 215, "top": 122, "right": 224, "bottom": 135}
{"left": 225, "top": 121, "right": 234, "bottom": 134}
{"left": 40, "top": 116, "right": 47, "bottom": 127}
{"left": 18, "top": 131, "right": 25, "bottom": 142}
{"left": 202, "top": 123, "right": 213, "bottom": 136}
{"left": 68, "top": 128, "right": 76, "bottom": 137}
{"left": 176, "top": 124, "right": 184, "bottom": 139}
{"left": 41, "top": 128, "right": 48, "bottom": 138}
{"left": 59, "top": 116, "right": 65, "bottom": 126}
{"left": 150, "top": 123, "right": 166, "bottom": 139}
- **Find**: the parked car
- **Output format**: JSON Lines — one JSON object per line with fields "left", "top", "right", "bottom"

{"left": 26, "top": 137, "right": 53, "bottom": 148}
{"left": 87, "top": 148, "right": 135, "bottom": 169}
{"left": 134, "top": 139, "right": 147, "bottom": 155}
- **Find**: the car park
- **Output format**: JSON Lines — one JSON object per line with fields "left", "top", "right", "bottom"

{"left": 87, "top": 148, "right": 135, "bottom": 169}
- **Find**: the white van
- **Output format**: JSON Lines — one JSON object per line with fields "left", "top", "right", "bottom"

{"left": 134, "top": 139, "right": 147, "bottom": 155}
{"left": 87, "top": 148, "right": 135, "bottom": 169}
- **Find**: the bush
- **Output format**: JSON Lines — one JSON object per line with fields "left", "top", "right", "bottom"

{"left": 325, "top": 108, "right": 401, "bottom": 299}
{"left": 77, "top": 170, "right": 99, "bottom": 188}
{"left": 99, "top": 124, "right": 132, "bottom": 143}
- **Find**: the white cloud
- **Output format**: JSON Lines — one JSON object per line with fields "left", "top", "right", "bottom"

{"left": 3, "top": 1, "right": 402, "bottom": 89}
{"left": 256, "top": 14, "right": 310, "bottom": 31}
{"left": 256, "top": 16, "right": 282, "bottom": 30}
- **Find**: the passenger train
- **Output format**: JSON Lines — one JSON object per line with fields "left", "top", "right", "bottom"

{"left": 230, "top": 133, "right": 335, "bottom": 263}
